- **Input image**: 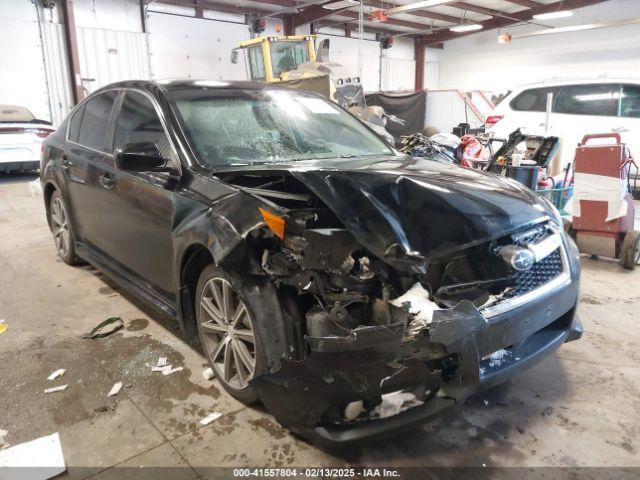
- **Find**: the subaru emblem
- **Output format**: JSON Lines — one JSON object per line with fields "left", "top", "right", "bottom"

{"left": 499, "top": 245, "right": 535, "bottom": 271}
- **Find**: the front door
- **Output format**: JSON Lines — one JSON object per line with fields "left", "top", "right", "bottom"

{"left": 96, "top": 90, "right": 179, "bottom": 299}
{"left": 61, "top": 91, "right": 118, "bottom": 247}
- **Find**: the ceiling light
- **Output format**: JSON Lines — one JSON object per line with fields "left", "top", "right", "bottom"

{"left": 533, "top": 10, "right": 573, "bottom": 20}
{"left": 386, "top": 0, "right": 456, "bottom": 15}
{"left": 449, "top": 23, "right": 483, "bottom": 32}
{"left": 322, "top": 0, "right": 359, "bottom": 10}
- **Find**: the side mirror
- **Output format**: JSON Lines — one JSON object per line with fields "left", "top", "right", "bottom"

{"left": 231, "top": 49, "right": 239, "bottom": 64}
{"left": 114, "top": 141, "right": 173, "bottom": 173}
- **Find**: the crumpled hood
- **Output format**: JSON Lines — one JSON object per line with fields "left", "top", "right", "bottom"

{"left": 284, "top": 156, "right": 553, "bottom": 272}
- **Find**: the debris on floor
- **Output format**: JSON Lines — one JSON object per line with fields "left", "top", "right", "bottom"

{"left": 199, "top": 412, "right": 222, "bottom": 426}
{"left": 157, "top": 357, "right": 168, "bottom": 367}
{"left": 107, "top": 381, "right": 122, "bottom": 397}
{"left": 47, "top": 369, "right": 66, "bottom": 381}
{"left": 44, "top": 385, "right": 68, "bottom": 394}
{"left": 202, "top": 367, "right": 214, "bottom": 381}
{"left": 27, "top": 179, "right": 42, "bottom": 197}
{"left": 371, "top": 391, "right": 424, "bottom": 419}
{"left": 162, "top": 366, "right": 183, "bottom": 376}
{"left": 0, "top": 432, "right": 66, "bottom": 478}
{"left": 82, "top": 317, "right": 123, "bottom": 339}
{"left": 0, "top": 324, "right": 6, "bottom": 335}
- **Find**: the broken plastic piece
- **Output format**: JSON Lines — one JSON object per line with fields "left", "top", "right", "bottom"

{"left": 82, "top": 317, "right": 123, "bottom": 339}
{"left": 162, "top": 366, "right": 183, "bottom": 376}
{"left": 371, "top": 391, "right": 423, "bottom": 419}
{"left": 390, "top": 282, "right": 441, "bottom": 335}
{"left": 202, "top": 367, "right": 214, "bottom": 381}
{"left": 258, "top": 207, "right": 285, "bottom": 239}
{"left": 0, "top": 323, "right": 6, "bottom": 335}
{"left": 44, "top": 385, "right": 68, "bottom": 394}
{"left": 0, "top": 432, "right": 66, "bottom": 477}
{"left": 108, "top": 382, "right": 123, "bottom": 397}
{"left": 343, "top": 400, "right": 364, "bottom": 421}
{"left": 47, "top": 369, "right": 66, "bottom": 381}
{"left": 200, "top": 412, "right": 222, "bottom": 426}
{"left": 157, "top": 357, "right": 168, "bottom": 367}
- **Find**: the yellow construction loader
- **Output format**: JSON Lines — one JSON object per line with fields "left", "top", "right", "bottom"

{"left": 232, "top": 35, "right": 399, "bottom": 144}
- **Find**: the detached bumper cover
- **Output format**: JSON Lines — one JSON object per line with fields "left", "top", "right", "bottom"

{"left": 254, "top": 273, "right": 581, "bottom": 446}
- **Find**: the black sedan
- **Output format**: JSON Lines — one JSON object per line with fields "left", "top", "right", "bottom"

{"left": 41, "top": 80, "right": 582, "bottom": 445}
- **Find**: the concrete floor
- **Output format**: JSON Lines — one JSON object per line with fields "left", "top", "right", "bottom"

{"left": 1, "top": 173, "right": 639, "bottom": 478}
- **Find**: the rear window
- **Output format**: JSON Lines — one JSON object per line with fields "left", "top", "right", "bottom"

{"left": 77, "top": 91, "right": 119, "bottom": 151}
{"left": 67, "top": 106, "right": 84, "bottom": 143}
{"left": 554, "top": 83, "right": 620, "bottom": 117}
{"left": 509, "top": 87, "right": 560, "bottom": 112}
{"left": 0, "top": 105, "right": 35, "bottom": 123}
{"left": 620, "top": 84, "right": 640, "bottom": 118}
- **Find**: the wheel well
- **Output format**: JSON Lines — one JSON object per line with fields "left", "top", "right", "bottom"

{"left": 43, "top": 182, "right": 56, "bottom": 225}
{"left": 179, "top": 244, "right": 214, "bottom": 339}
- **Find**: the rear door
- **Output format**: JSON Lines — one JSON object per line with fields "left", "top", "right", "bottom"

{"left": 62, "top": 90, "right": 119, "bottom": 246}
{"left": 552, "top": 83, "right": 622, "bottom": 174}
{"left": 96, "top": 89, "right": 179, "bottom": 298}
{"left": 489, "top": 86, "right": 560, "bottom": 140}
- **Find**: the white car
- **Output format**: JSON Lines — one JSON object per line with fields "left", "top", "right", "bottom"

{"left": 0, "top": 105, "right": 55, "bottom": 173}
{"left": 486, "top": 78, "right": 640, "bottom": 176}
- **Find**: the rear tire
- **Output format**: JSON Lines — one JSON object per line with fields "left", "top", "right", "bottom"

{"left": 195, "top": 264, "right": 266, "bottom": 405}
{"left": 48, "top": 190, "right": 81, "bottom": 266}
{"left": 620, "top": 230, "right": 640, "bottom": 270}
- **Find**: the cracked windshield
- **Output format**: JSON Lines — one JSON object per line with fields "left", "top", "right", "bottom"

{"left": 170, "top": 88, "right": 393, "bottom": 166}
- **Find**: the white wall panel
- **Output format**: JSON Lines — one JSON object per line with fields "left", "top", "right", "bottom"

{"left": 435, "top": 0, "right": 640, "bottom": 95}
{"left": 76, "top": 26, "right": 150, "bottom": 94}
{"left": 146, "top": 12, "right": 249, "bottom": 81}
{"left": 73, "top": 0, "right": 142, "bottom": 32}
{"left": 0, "top": 0, "right": 50, "bottom": 121}
{"left": 316, "top": 34, "right": 381, "bottom": 92}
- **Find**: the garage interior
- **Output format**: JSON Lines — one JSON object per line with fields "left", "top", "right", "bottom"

{"left": 1, "top": 0, "right": 639, "bottom": 477}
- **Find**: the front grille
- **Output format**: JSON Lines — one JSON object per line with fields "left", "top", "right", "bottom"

{"left": 503, "top": 248, "right": 563, "bottom": 299}
{"left": 511, "top": 223, "right": 550, "bottom": 246}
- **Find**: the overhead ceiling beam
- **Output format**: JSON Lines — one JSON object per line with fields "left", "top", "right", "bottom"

{"left": 449, "top": 1, "right": 506, "bottom": 17}
{"left": 362, "top": 1, "right": 461, "bottom": 24}
{"left": 421, "top": 0, "right": 610, "bottom": 45}
{"left": 334, "top": 10, "right": 432, "bottom": 31}
{"left": 291, "top": 1, "right": 354, "bottom": 27}
{"left": 152, "top": 0, "right": 271, "bottom": 16}
{"left": 504, "top": 0, "right": 542, "bottom": 7}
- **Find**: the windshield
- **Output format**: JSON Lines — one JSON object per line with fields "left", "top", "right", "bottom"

{"left": 169, "top": 88, "right": 393, "bottom": 167}
{"left": 270, "top": 41, "right": 309, "bottom": 76}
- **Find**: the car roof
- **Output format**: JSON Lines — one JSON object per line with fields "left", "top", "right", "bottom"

{"left": 511, "top": 76, "right": 640, "bottom": 90}
{"left": 93, "top": 79, "right": 280, "bottom": 94}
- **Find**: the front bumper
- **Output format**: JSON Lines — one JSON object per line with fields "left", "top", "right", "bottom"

{"left": 254, "top": 246, "right": 582, "bottom": 446}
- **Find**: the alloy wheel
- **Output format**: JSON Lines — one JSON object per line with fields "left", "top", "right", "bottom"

{"left": 51, "top": 197, "right": 70, "bottom": 259}
{"left": 199, "top": 277, "right": 256, "bottom": 390}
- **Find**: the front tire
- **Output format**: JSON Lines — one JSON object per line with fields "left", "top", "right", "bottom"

{"left": 195, "top": 264, "right": 265, "bottom": 405}
{"left": 48, "top": 190, "right": 81, "bottom": 266}
{"left": 620, "top": 230, "right": 640, "bottom": 270}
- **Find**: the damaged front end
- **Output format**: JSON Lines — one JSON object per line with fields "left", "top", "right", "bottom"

{"left": 215, "top": 161, "right": 582, "bottom": 445}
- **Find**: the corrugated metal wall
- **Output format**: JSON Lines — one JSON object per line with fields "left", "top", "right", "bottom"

{"left": 75, "top": 26, "right": 150, "bottom": 95}
{"left": 41, "top": 22, "right": 73, "bottom": 126}
{"left": 145, "top": 10, "right": 249, "bottom": 81}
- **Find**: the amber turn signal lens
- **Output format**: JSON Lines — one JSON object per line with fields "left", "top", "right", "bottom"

{"left": 258, "top": 207, "right": 286, "bottom": 239}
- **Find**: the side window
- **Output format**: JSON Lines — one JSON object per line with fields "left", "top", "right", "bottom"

{"left": 509, "top": 87, "right": 559, "bottom": 112}
{"left": 114, "top": 91, "right": 174, "bottom": 161}
{"left": 620, "top": 85, "right": 640, "bottom": 118}
{"left": 554, "top": 84, "right": 620, "bottom": 117}
{"left": 67, "top": 105, "right": 84, "bottom": 142}
{"left": 77, "top": 91, "right": 118, "bottom": 151}
{"left": 247, "top": 46, "right": 266, "bottom": 80}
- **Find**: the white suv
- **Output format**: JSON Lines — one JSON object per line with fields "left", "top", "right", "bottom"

{"left": 486, "top": 78, "right": 640, "bottom": 176}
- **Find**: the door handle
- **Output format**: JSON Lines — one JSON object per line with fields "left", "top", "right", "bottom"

{"left": 99, "top": 173, "right": 115, "bottom": 190}
{"left": 61, "top": 156, "right": 73, "bottom": 169}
